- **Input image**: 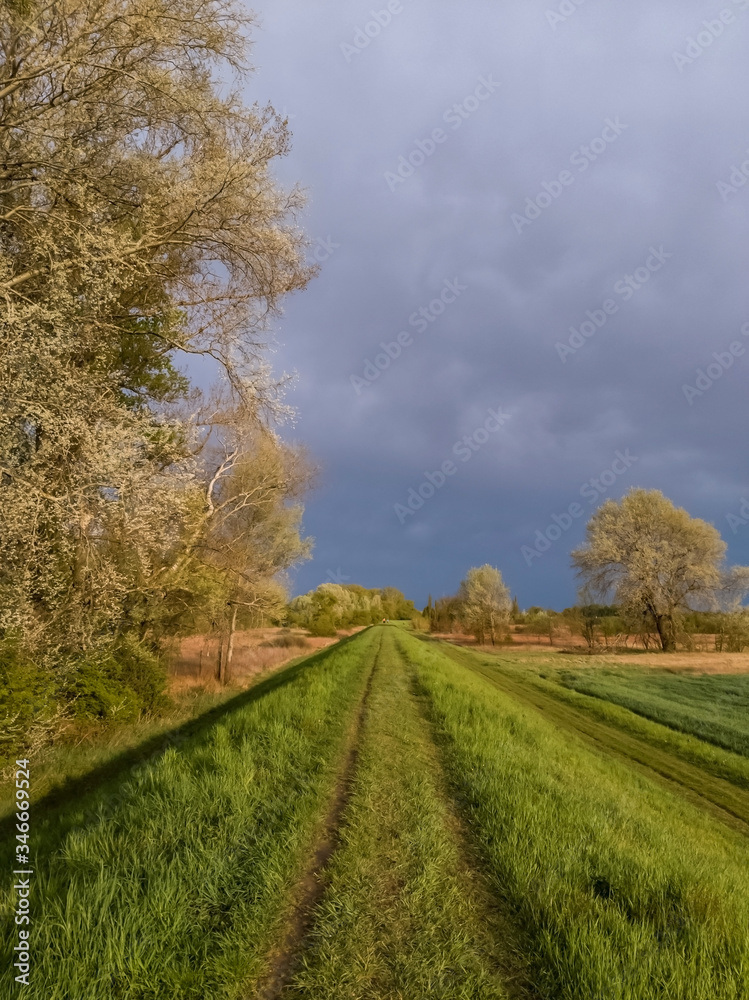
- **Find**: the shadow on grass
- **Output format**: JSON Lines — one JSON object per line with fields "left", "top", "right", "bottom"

{"left": 0, "top": 631, "right": 368, "bottom": 876}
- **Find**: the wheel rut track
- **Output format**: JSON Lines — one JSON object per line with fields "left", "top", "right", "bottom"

{"left": 436, "top": 640, "right": 749, "bottom": 838}
{"left": 397, "top": 638, "right": 544, "bottom": 1000}
{"left": 252, "top": 632, "right": 381, "bottom": 1000}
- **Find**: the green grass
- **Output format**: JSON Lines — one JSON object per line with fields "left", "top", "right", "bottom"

{"left": 287, "top": 627, "right": 515, "bottom": 999}
{"left": 442, "top": 646, "right": 749, "bottom": 838}
{"left": 400, "top": 631, "right": 749, "bottom": 1000}
{"left": 0, "top": 683, "right": 265, "bottom": 820}
{"left": 446, "top": 645, "right": 749, "bottom": 795}
{"left": 0, "top": 632, "right": 376, "bottom": 1000}
{"left": 556, "top": 667, "right": 749, "bottom": 758}
{"left": 6, "top": 626, "right": 749, "bottom": 999}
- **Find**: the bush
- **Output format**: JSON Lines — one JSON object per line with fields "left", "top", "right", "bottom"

{"left": 350, "top": 609, "right": 374, "bottom": 627}
{"left": 61, "top": 637, "right": 169, "bottom": 723}
{"left": 0, "top": 642, "right": 57, "bottom": 722}
{"left": 260, "top": 635, "right": 311, "bottom": 649}
{"left": 0, "top": 640, "right": 60, "bottom": 765}
{"left": 0, "top": 635, "right": 169, "bottom": 766}
{"left": 63, "top": 662, "right": 142, "bottom": 722}
{"left": 114, "top": 635, "right": 169, "bottom": 714}
{"left": 307, "top": 614, "right": 338, "bottom": 638}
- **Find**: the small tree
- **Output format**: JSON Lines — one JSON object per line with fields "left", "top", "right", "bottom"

{"left": 429, "top": 595, "right": 463, "bottom": 634}
{"left": 562, "top": 601, "right": 621, "bottom": 651}
{"left": 458, "top": 565, "right": 511, "bottom": 645}
{"left": 714, "top": 567, "right": 749, "bottom": 652}
{"left": 524, "top": 608, "right": 559, "bottom": 646}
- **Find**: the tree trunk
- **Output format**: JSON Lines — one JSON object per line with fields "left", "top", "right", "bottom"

{"left": 217, "top": 633, "right": 226, "bottom": 684}
{"left": 225, "top": 605, "right": 238, "bottom": 684}
{"left": 654, "top": 614, "right": 675, "bottom": 652}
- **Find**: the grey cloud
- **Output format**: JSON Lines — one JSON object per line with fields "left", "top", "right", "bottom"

{"left": 234, "top": 0, "right": 749, "bottom": 607}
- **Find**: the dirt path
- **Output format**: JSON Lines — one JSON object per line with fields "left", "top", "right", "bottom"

{"left": 439, "top": 641, "right": 749, "bottom": 837}
{"left": 252, "top": 632, "right": 382, "bottom": 999}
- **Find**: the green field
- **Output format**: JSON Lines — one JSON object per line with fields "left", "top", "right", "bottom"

{"left": 3, "top": 626, "right": 749, "bottom": 999}
{"left": 557, "top": 666, "right": 749, "bottom": 758}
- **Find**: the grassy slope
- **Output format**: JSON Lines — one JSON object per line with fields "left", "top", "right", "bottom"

{"left": 286, "top": 627, "right": 515, "bottom": 999}
{"left": 436, "top": 645, "right": 749, "bottom": 834}
{"left": 0, "top": 631, "right": 376, "bottom": 1000}
{"left": 0, "top": 684, "right": 274, "bottom": 821}
{"left": 402, "top": 631, "right": 749, "bottom": 1000}
{"left": 441, "top": 643, "right": 749, "bottom": 795}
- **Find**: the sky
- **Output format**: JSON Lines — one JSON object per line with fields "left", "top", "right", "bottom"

{"left": 233, "top": 0, "right": 749, "bottom": 610}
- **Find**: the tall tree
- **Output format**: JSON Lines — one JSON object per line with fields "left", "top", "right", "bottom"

{"left": 0, "top": 0, "right": 314, "bottom": 658}
{"left": 571, "top": 489, "right": 736, "bottom": 652}
{"left": 458, "top": 565, "right": 511, "bottom": 645}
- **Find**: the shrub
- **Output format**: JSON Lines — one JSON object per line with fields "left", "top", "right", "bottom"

{"left": 63, "top": 661, "right": 142, "bottom": 722}
{"left": 114, "top": 635, "right": 170, "bottom": 714}
{"left": 0, "top": 640, "right": 60, "bottom": 765}
{"left": 307, "top": 614, "right": 338, "bottom": 638}
{"left": 351, "top": 609, "right": 374, "bottom": 627}
{"left": 60, "top": 637, "right": 169, "bottom": 723}
{"left": 260, "top": 635, "right": 311, "bottom": 649}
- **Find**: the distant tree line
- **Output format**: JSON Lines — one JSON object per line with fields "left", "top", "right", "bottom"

{"left": 287, "top": 585, "right": 417, "bottom": 636}
{"left": 425, "top": 490, "right": 749, "bottom": 653}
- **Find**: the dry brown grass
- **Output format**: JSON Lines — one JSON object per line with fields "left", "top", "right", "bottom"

{"left": 575, "top": 651, "right": 749, "bottom": 673}
{"left": 432, "top": 627, "right": 749, "bottom": 674}
{"left": 166, "top": 627, "right": 366, "bottom": 693}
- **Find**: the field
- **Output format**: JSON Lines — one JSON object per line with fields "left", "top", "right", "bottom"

{"left": 557, "top": 666, "right": 749, "bottom": 757}
{"left": 3, "top": 626, "right": 749, "bottom": 999}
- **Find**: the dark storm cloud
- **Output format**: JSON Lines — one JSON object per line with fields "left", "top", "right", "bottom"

{"left": 241, "top": 0, "right": 749, "bottom": 607}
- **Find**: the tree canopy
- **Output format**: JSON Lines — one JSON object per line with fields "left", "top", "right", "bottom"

{"left": 0, "top": 1, "right": 315, "bottom": 701}
{"left": 457, "top": 565, "right": 511, "bottom": 645}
